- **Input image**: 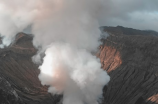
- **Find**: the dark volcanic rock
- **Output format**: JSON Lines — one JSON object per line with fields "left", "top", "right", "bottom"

{"left": 102, "top": 26, "right": 158, "bottom": 36}
{"left": 1, "top": 26, "right": 158, "bottom": 104}
{"left": 0, "top": 76, "right": 24, "bottom": 104}
{"left": 98, "top": 26, "right": 158, "bottom": 104}
{"left": 0, "top": 33, "right": 61, "bottom": 104}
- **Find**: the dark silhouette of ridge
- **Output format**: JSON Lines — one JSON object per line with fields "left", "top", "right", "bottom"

{"left": 101, "top": 26, "right": 158, "bottom": 36}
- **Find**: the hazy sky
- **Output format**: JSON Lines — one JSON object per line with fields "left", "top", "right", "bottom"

{"left": 99, "top": 0, "right": 158, "bottom": 31}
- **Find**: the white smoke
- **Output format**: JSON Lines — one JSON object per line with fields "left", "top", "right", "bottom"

{"left": 0, "top": 0, "right": 36, "bottom": 47}
{"left": 0, "top": 0, "right": 110, "bottom": 104}
{"left": 39, "top": 43, "right": 110, "bottom": 104}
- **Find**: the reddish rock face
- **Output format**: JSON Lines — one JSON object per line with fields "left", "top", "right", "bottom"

{"left": 0, "top": 33, "right": 61, "bottom": 104}
{"left": 148, "top": 94, "right": 158, "bottom": 103}
{"left": 98, "top": 45, "right": 122, "bottom": 73}
{"left": 1, "top": 26, "right": 158, "bottom": 104}
{"left": 99, "top": 26, "right": 158, "bottom": 104}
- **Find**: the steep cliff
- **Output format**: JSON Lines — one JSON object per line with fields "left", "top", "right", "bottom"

{"left": 0, "top": 33, "right": 61, "bottom": 104}
{"left": 0, "top": 26, "right": 158, "bottom": 104}
{"left": 99, "top": 26, "right": 158, "bottom": 104}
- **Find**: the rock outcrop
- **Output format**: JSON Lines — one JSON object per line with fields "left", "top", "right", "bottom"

{"left": 0, "top": 33, "right": 61, "bottom": 104}
{"left": 99, "top": 26, "right": 158, "bottom": 104}
{"left": 0, "top": 26, "right": 158, "bottom": 104}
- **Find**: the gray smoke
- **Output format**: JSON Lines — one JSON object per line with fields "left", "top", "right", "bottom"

{"left": 0, "top": 0, "right": 157, "bottom": 47}
{"left": 1, "top": 0, "right": 157, "bottom": 104}
{"left": 0, "top": 0, "right": 110, "bottom": 104}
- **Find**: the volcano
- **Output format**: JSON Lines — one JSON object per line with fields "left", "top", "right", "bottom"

{"left": 0, "top": 26, "right": 158, "bottom": 104}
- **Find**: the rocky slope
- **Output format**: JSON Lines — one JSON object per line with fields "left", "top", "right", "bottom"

{"left": 0, "top": 33, "right": 61, "bottom": 104}
{"left": 99, "top": 26, "right": 158, "bottom": 104}
{"left": 0, "top": 26, "right": 158, "bottom": 104}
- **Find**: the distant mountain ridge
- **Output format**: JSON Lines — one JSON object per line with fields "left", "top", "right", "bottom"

{"left": 101, "top": 26, "right": 158, "bottom": 36}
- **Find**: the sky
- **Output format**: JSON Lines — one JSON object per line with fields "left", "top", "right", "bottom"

{"left": 99, "top": 0, "right": 158, "bottom": 31}
{"left": 0, "top": 0, "right": 158, "bottom": 47}
{"left": 12, "top": 0, "right": 158, "bottom": 33}
{"left": 0, "top": 1, "right": 157, "bottom": 104}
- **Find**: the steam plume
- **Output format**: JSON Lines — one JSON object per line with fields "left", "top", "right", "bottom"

{"left": 0, "top": 0, "right": 110, "bottom": 104}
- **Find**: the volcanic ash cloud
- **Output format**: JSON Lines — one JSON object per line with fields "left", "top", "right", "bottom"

{"left": 39, "top": 43, "right": 110, "bottom": 104}
{"left": 0, "top": 0, "right": 110, "bottom": 104}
